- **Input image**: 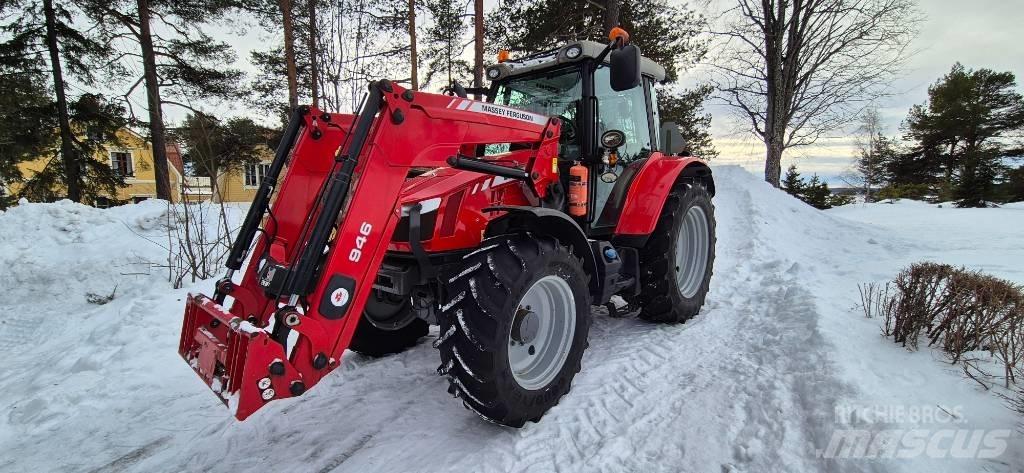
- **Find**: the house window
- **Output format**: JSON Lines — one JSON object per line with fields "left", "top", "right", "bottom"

{"left": 244, "top": 162, "right": 271, "bottom": 187}
{"left": 111, "top": 151, "right": 133, "bottom": 177}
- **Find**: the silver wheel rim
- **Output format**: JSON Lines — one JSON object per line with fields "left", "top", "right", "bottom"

{"left": 508, "top": 275, "right": 576, "bottom": 390}
{"left": 674, "top": 205, "right": 710, "bottom": 298}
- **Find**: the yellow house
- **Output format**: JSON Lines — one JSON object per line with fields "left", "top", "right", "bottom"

{"left": 11, "top": 127, "right": 185, "bottom": 205}
{"left": 179, "top": 146, "right": 274, "bottom": 203}
{"left": 216, "top": 148, "right": 274, "bottom": 203}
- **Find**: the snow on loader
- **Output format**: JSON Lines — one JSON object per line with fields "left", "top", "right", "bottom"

{"left": 179, "top": 28, "right": 715, "bottom": 427}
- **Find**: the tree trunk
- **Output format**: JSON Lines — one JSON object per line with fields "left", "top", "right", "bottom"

{"left": 307, "top": 0, "right": 319, "bottom": 108}
{"left": 279, "top": 0, "right": 299, "bottom": 112}
{"left": 137, "top": 0, "right": 172, "bottom": 200}
{"left": 764, "top": 138, "right": 784, "bottom": 187}
{"left": 761, "top": 2, "right": 786, "bottom": 188}
{"left": 602, "top": 0, "right": 620, "bottom": 34}
{"left": 408, "top": 0, "right": 418, "bottom": 90}
{"left": 472, "top": 0, "right": 483, "bottom": 99}
{"left": 43, "top": 0, "right": 81, "bottom": 202}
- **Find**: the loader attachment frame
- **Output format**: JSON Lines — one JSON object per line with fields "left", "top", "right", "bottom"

{"left": 179, "top": 80, "right": 562, "bottom": 419}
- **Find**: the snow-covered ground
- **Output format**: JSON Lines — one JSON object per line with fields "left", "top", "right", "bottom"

{"left": 1, "top": 166, "right": 1022, "bottom": 472}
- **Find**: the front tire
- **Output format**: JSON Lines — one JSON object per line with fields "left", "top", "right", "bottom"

{"left": 435, "top": 233, "right": 591, "bottom": 427}
{"left": 634, "top": 182, "right": 715, "bottom": 323}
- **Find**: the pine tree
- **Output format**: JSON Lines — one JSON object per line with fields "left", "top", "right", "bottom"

{"left": 84, "top": 0, "right": 244, "bottom": 201}
{"left": 1001, "top": 166, "right": 1024, "bottom": 203}
{"left": 852, "top": 107, "right": 887, "bottom": 202}
{"left": 174, "top": 114, "right": 272, "bottom": 186}
{"left": 421, "top": 0, "right": 471, "bottom": 89}
{"left": 905, "top": 63, "right": 1024, "bottom": 207}
{"left": 782, "top": 165, "right": 803, "bottom": 196}
{"left": 18, "top": 94, "right": 131, "bottom": 204}
{"left": 1, "top": 0, "right": 118, "bottom": 203}
{"left": 781, "top": 164, "right": 850, "bottom": 210}
{"left": 802, "top": 175, "right": 833, "bottom": 209}
{"left": 0, "top": 57, "right": 53, "bottom": 208}
{"left": 487, "top": 0, "right": 706, "bottom": 82}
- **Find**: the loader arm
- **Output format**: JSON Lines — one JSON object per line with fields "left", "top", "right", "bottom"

{"left": 180, "top": 80, "right": 562, "bottom": 420}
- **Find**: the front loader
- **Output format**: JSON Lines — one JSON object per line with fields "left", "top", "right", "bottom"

{"left": 179, "top": 28, "right": 716, "bottom": 427}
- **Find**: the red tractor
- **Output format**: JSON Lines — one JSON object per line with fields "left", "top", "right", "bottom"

{"left": 179, "top": 29, "right": 715, "bottom": 427}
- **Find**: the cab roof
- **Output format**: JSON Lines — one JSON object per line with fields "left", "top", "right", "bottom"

{"left": 485, "top": 40, "right": 667, "bottom": 83}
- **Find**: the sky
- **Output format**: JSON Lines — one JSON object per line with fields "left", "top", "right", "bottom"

{"left": 195, "top": 0, "right": 1024, "bottom": 184}
{"left": 698, "top": 0, "right": 1024, "bottom": 183}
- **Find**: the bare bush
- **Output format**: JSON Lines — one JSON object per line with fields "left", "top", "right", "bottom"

{"left": 162, "top": 197, "right": 236, "bottom": 289}
{"left": 858, "top": 281, "right": 893, "bottom": 320}
{"left": 869, "top": 262, "right": 1024, "bottom": 385}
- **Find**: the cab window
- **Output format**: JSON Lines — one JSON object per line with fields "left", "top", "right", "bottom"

{"left": 594, "top": 66, "right": 652, "bottom": 164}
{"left": 493, "top": 68, "right": 583, "bottom": 160}
{"left": 593, "top": 67, "right": 652, "bottom": 227}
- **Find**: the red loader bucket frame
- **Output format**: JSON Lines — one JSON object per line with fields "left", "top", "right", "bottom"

{"left": 179, "top": 80, "right": 562, "bottom": 420}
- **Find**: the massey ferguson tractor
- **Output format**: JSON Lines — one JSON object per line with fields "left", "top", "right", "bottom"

{"left": 179, "top": 28, "right": 715, "bottom": 427}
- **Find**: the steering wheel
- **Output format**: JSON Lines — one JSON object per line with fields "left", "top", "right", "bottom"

{"left": 557, "top": 115, "right": 577, "bottom": 143}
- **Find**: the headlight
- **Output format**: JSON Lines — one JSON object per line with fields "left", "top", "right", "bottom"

{"left": 565, "top": 45, "right": 583, "bottom": 59}
{"left": 486, "top": 67, "right": 501, "bottom": 79}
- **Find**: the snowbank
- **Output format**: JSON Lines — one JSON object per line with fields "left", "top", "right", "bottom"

{"left": 0, "top": 199, "right": 169, "bottom": 304}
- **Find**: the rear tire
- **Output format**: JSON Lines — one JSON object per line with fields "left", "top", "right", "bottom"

{"left": 634, "top": 182, "right": 715, "bottom": 323}
{"left": 348, "top": 295, "right": 428, "bottom": 357}
{"left": 435, "top": 233, "right": 591, "bottom": 427}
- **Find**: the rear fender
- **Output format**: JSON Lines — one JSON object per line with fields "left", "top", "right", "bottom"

{"left": 613, "top": 153, "right": 713, "bottom": 238}
{"left": 484, "top": 206, "right": 599, "bottom": 296}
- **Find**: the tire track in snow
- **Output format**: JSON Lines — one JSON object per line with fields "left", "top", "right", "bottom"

{"left": 436, "top": 186, "right": 859, "bottom": 473}
{"left": 1, "top": 169, "right": 910, "bottom": 473}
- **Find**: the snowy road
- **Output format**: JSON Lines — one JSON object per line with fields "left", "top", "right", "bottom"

{"left": 1, "top": 167, "right": 1021, "bottom": 472}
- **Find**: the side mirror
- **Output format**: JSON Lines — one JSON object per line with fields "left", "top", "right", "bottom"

{"left": 660, "top": 122, "right": 688, "bottom": 156}
{"left": 609, "top": 44, "right": 642, "bottom": 91}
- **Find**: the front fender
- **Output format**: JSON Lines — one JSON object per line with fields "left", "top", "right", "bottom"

{"left": 484, "top": 205, "right": 599, "bottom": 296}
{"left": 614, "top": 154, "right": 712, "bottom": 237}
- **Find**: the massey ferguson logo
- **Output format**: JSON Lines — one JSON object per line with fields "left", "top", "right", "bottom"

{"left": 477, "top": 104, "right": 538, "bottom": 122}
{"left": 446, "top": 98, "right": 546, "bottom": 125}
{"left": 329, "top": 287, "right": 350, "bottom": 307}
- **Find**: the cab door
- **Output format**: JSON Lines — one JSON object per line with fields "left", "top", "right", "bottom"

{"left": 590, "top": 67, "right": 659, "bottom": 231}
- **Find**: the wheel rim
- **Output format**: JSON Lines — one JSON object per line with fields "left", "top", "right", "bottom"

{"left": 508, "top": 275, "right": 576, "bottom": 390}
{"left": 364, "top": 291, "right": 416, "bottom": 330}
{"left": 674, "top": 205, "right": 710, "bottom": 298}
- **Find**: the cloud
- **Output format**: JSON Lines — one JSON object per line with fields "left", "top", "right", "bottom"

{"left": 696, "top": 0, "right": 1024, "bottom": 177}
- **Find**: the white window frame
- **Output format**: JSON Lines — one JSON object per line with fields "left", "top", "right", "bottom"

{"left": 109, "top": 149, "right": 134, "bottom": 178}
{"left": 244, "top": 162, "right": 271, "bottom": 188}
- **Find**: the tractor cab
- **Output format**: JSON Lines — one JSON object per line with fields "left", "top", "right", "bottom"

{"left": 481, "top": 35, "right": 684, "bottom": 237}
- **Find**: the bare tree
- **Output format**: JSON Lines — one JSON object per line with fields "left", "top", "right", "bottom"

{"left": 851, "top": 106, "right": 884, "bottom": 201}
{"left": 710, "top": 0, "right": 919, "bottom": 187}
{"left": 314, "top": 0, "right": 410, "bottom": 111}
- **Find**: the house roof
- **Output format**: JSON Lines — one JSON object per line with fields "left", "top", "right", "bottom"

{"left": 165, "top": 142, "right": 184, "bottom": 175}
